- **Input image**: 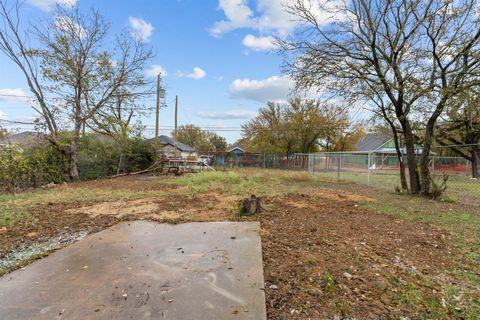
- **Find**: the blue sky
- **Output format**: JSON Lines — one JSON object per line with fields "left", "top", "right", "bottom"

{"left": 0, "top": 0, "right": 318, "bottom": 142}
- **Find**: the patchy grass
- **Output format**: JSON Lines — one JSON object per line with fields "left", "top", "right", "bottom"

{"left": 0, "top": 206, "right": 33, "bottom": 228}
{"left": 357, "top": 192, "right": 480, "bottom": 319}
{"left": 1, "top": 168, "right": 480, "bottom": 318}
{"left": 361, "top": 196, "right": 480, "bottom": 263}
{"left": 0, "top": 186, "right": 169, "bottom": 228}
{"left": 170, "top": 169, "right": 333, "bottom": 196}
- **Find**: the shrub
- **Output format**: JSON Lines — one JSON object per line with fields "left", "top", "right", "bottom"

{"left": 0, "top": 142, "right": 64, "bottom": 192}
{"left": 441, "top": 194, "right": 459, "bottom": 204}
{"left": 0, "top": 145, "right": 29, "bottom": 192}
{"left": 77, "top": 134, "right": 156, "bottom": 180}
{"left": 23, "top": 142, "right": 66, "bottom": 186}
{"left": 430, "top": 174, "right": 449, "bottom": 200}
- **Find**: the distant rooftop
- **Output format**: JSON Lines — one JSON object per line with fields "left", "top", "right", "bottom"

{"left": 227, "top": 146, "right": 244, "bottom": 153}
{"left": 356, "top": 133, "right": 392, "bottom": 152}
{"left": 149, "top": 135, "right": 196, "bottom": 152}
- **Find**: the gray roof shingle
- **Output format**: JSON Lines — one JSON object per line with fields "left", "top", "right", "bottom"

{"left": 356, "top": 133, "right": 392, "bottom": 152}
{"left": 149, "top": 135, "right": 196, "bottom": 152}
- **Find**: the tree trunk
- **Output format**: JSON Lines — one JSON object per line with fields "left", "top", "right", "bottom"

{"left": 400, "top": 120, "right": 421, "bottom": 193}
{"left": 69, "top": 138, "right": 79, "bottom": 181}
{"left": 471, "top": 149, "right": 480, "bottom": 179}
{"left": 419, "top": 115, "right": 441, "bottom": 196}
{"left": 387, "top": 121, "right": 408, "bottom": 191}
{"left": 68, "top": 124, "right": 82, "bottom": 181}
{"left": 117, "top": 152, "right": 127, "bottom": 175}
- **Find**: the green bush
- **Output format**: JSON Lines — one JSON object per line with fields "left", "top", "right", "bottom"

{"left": 23, "top": 142, "right": 66, "bottom": 186}
{"left": 0, "top": 143, "right": 65, "bottom": 192}
{"left": 77, "top": 134, "right": 155, "bottom": 180}
{"left": 0, "top": 145, "right": 29, "bottom": 192}
{"left": 0, "top": 133, "right": 156, "bottom": 191}
{"left": 441, "top": 194, "right": 459, "bottom": 204}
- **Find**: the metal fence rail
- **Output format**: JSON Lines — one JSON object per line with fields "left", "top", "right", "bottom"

{"left": 205, "top": 149, "right": 479, "bottom": 205}
{"left": 303, "top": 151, "right": 479, "bottom": 205}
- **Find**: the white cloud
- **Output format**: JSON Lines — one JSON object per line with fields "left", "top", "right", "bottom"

{"left": 186, "top": 67, "right": 206, "bottom": 80}
{"left": 0, "top": 111, "right": 6, "bottom": 119}
{"left": 229, "top": 76, "right": 294, "bottom": 103}
{"left": 28, "top": 0, "right": 76, "bottom": 11}
{"left": 54, "top": 15, "right": 86, "bottom": 38}
{"left": 128, "top": 17, "right": 154, "bottom": 42}
{"left": 210, "top": 0, "right": 346, "bottom": 37}
{"left": 197, "top": 110, "right": 258, "bottom": 119}
{"left": 242, "top": 34, "right": 276, "bottom": 51}
{"left": 146, "top": 65, "right": 168, "bottom": 77}
{"left": 0, "top": 88, "right": 29, "bottom": 104}
{"left": 210, "top": 0, "right": 256, "bottom": 36}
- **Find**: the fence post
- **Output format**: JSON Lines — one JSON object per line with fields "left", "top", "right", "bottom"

{"left": 263, "top": 153, "right": 266, "bottom": 169}
{"left": 312, "top": 154, "right": 316, "bottom": 174}
{"left": 367, "top": 152, "right": 371, "bottom": 185}
{"left": 337, "top": 154, "right": 342, "bottom": 180}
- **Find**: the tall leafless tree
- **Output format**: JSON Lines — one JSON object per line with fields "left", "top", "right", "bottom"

{"left": 281, "top": 0, "right": 480, "bottom": 195}
{"left": 0, "top": 1, "right": 152, "bottom": 180}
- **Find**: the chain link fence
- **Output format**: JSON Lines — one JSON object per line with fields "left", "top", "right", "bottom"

{"left": 204, "top": 148, "right": 479, "bottom": 205}
{"left": 205, "top": 152, "right": 309, "bottom": 170}
{"left": 302, "top": 149, "right": 479, "bottom": 205}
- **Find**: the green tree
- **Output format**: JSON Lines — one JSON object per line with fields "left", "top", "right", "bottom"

{"left": 241, "top": 98, "right": 357, "bottom": 155}
{"left": 174, "top": 125, "right": 228, "bottom": 154}
{"left": 241, "top": 102, "right": 289, "bottom": 154}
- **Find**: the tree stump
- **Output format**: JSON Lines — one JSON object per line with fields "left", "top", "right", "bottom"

{"left": 238, "top": 195, "right": 261, "bottom": 216}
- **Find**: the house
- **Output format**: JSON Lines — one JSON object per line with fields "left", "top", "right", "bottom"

{"left": 352, "top": 133, "right": 399, "bottom": 168}
{"left": 148, "top": 135, "right": 197, "bottom": 159}
{"left": 356, "top": 133, "right": 394, "bottom": 153}
{"left": 227, "top": 146, "right": 244, "bottom": 154}
{"left": 340, "top": 133, "right": 433, "bottom": 169}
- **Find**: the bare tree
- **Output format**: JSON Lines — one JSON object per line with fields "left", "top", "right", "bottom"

{"left": 281, "top": 0, "right": 480, "bottom": 195}
{"left": 0, "top": 1, "right": 152, "bottom": 180}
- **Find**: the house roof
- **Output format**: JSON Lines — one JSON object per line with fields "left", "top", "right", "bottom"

{"left": 0, "top": 131, "right": 45, "bottom": 145}
{"left": 150, "top": 135, "right": 196, "bottom": 152}
{"left": 356, "top": 133, "right": 392, "bottom": 152}
{"left": 227, "top": 146, "right": 244, "bottom": 153}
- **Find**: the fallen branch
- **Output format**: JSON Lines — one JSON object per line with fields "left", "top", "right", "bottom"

{"left": 108, "top": 162, "right": 163, "bottom": 178}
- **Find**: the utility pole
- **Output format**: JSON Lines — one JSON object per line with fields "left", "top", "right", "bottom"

{"left": 174, "top": 95, "right": 179, "bottom": 158}
{"left": 155, "top": 73, "right": 161, "bottom": 139}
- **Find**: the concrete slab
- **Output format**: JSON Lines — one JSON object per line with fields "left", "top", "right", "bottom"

{"left": 0, "top": 221, "right": 266, "bottom": 320}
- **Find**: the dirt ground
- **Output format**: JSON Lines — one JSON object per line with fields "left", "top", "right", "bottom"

{"left": 259, "top": 193, "right": 458, "bottom": 319}
{"left": 0, "top": 174, "right": 477, "bottom": 319}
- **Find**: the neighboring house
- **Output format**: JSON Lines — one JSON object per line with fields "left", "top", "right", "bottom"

{"left": 209, "top": 147, "right": 266, "bottom": 167}
{"left": 341, "top": 133, "right": 433, "bottom": 169}
{"left": 209, "top": 146, "right": 244, "bottom": 166}
{"left": 227, "top": 146, "right": 244, "bottom": 154}
{"left": 352, "top": 133, "right": 399, "bottom": 167}
{"left": 148, "top": 135, "right": 197, "bottom": 159}
{"left": 0, "top": 131, "right": 45, "bottom": 147}
{"left": 356, "top": 133, "right": 432, "bottom": 156}
{"left": 356, "top": 133, "right": 394, "bottom": 153}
